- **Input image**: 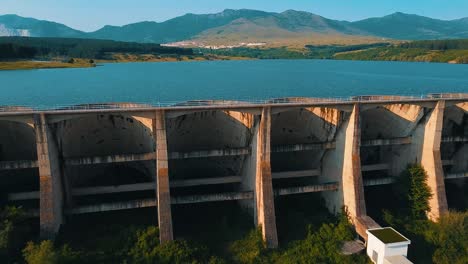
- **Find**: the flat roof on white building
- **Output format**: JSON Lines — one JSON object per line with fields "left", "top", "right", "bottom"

{"left": 367, "top": 227, "right": 410, "bottom": 244}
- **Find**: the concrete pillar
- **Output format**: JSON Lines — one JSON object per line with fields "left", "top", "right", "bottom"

{"left": 321, "top": 104, "right": 378, "bottom": 239}
{"left": 342, "top": 104, "right": 367, "bottom": 220}
{"left": 34, "top": 113, "right": 64, "bottom": 239}
{"left": 153, "top": 110, "right": 174, "bottom": 243}
{"left": 420, "top": 101, "right": 448, "bottom": 221}
{"left": 255, "top": 107, "right": 278, "bottom": 248}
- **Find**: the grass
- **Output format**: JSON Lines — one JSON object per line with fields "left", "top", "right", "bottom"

{"left": 0, "top": 59, "right": 95, "bottom": 70}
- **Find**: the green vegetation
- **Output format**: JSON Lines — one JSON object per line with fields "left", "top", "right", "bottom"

{"left": 0, "top": 37, "right": 193, "bottom": 60}
{"left": 335, "top": 39, "right": 468, "bottom": 63}
{"left": 204, "top": 39, "right": 468, "bottom": 64}
{"left": 376, "top": 165, "right": 468, "bottom": 263}
{"left": 0, "top": 60, "right": 96, "bottom": 70}
{"left": 201, "top": 47, "right": 310, "bottom": 59}
{"left": 0, "top": 206, "right": 33, "bottom": 263}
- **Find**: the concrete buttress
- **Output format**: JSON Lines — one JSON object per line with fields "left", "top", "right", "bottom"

{"left": 420, "top": 101, "right": 448, "bottom": 221}
{"left": 255, "top": 107, "right": 278, "bottom": 248}
{"left": 34, "top": 113, "right": 64, "bottom": 239}
{"left": 153, "top": 110, "right": 174, "bottom": 243}
{"left": 342, "top": 104, "right": 367, "bottom": 220}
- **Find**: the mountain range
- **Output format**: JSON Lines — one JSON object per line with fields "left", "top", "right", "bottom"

{"left": 1, "top": 9, "right": 467, "bottom": 46}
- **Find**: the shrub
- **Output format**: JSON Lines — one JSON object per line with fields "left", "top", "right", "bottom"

{"left": 229, "top": 228, "right": 267, "bottom": 264}
{"left": 126, "top": 226, "right": 211, "bottom": 264}
{"left": 424, "top": 211, "right": 468, "bottom": 264}
{"left": 23, "top": 240, "right": 81, "bottom": 264}
{"left": 0, "top": 206, "right": 30, "bottom": 261}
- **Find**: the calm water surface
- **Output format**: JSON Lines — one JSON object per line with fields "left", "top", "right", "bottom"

{"left": 0, "top": 59, "right": 467, "bottom": 106}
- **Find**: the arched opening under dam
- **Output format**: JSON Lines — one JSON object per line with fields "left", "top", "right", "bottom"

{"left": 55, "top": 113, "right": 156, "bottom": 208}
{"left": 0, "top": 120, "right": 38, "bottom": 209}
{"left": 166, "top": 109, "right": 254, "bottom": 244}
{"left": 442, "top": 103, "right": 468, "bottom": 210}
{"left": 270, "top": 106, "right": 342, "bottom": 243}
{"left": 360, "top": 104, "right": 424, "bottom": 221}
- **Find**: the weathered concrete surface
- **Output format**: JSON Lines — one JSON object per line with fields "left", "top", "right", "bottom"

{"left": 360, "top": 137, "right": 411, "bottom": 147}
{"left": 0, "top": 160, "right": 38, "bottom": 170}
{"left": 272, "top": 169, "right": 320, "bottom": 179}
{"left": 255, "top": 107, "right": 278, "bottom": 248}
{"left": 274, "top": 182, "right": 338, "bottom": 195}
{"left": 34, "top": 114, "right": 64, "bottom": 239}
{"left": 172, "top": 191, "right": 253, "bottom": 204}
{"left": 364, "top": 177, "right": 395, "bottom": 186}
{"left": 342, "top": 105, "right": 367, "bottom": 224}
{"left": 361, "top": 163, "right": 389, "bottom": 172}
{"left": 153, "top": 110, "right": 173, "bottom": 243}
{"left": 166, "top": 110, "right": 252, "bottom": 181}
{"left": 271, "top": 142, "right": 335, "bottom": 152}
{"left": 65, "top": 152, "right": 155, "bottom": 165}
{"left": 169, "top": 148, "right": 249, "bottom": 159}
{"left": 420, "top": 101, "right": 449, "bottom": 221}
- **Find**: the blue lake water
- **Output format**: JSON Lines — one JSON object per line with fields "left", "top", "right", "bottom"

{"left": 0, "top": 59, "right": 467, "bottom": 107}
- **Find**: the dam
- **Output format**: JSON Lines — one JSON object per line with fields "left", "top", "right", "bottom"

{"left": 0, "top": 94, "right": 467, "bottom": 248}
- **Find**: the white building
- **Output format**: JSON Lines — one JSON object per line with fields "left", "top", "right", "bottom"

{"left": 366, "top": 227, "right": 412, "bottom": 264}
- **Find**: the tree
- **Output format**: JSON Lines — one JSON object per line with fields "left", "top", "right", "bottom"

{"left": 0, "top": 206, "right": 30, "bottom": 261}
{"left": 229, "top": 228, "right": 268, "bottom": 264}
{"left": 395, "top": 165, "right": 433, "bottom": 220}
{"left": 22, "top": 240, "right": 81, "bottom": 264}
{"left": 126, "top": 226, "right": 212, "bottom": 264}
{"left": 424, "top": 211, "right": 468, "bottom": 264}
{"left": 23, "top": 240, "right": 58, "bottom": 264}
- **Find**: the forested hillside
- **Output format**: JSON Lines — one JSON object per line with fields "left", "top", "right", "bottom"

{"left": 0, "top": 37, "right": 193, "bottom": 60}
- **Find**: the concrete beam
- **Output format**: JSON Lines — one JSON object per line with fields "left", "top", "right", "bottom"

{"left": 361, "top": 163, "right": 389, "bottom": 172}
{"left": 361, "top": 137, "right": 411, "bottom": 147}
{"left": 68, "top": 199, "right": 157, "bottom": 214}
{"left": 172, "top": 191, "right": 254, "bottom": 204}
{"left": 153, "top": 110, "right": 174, "bottom": 243}
{"left": 272, "top": 169, "right": 320, "bottom": 179}
{"left": 63, "top": 148, "right": 250, "bottom": 166}
{"left": 72, "top": 183, "right": 155, "bottom": 196}
{"left": 421, "top": 101, "right": 448, "bottom": 221}
{"left": 271, "top": 142, "right": 336, "bottom": 152}
{"left": 67, "top": 192, "right": 254, "bottom": 214}
{"left": 363, "top": 177, "right": 395, "bottom": 186}
{"left": 65, "top": 152, "right": 155, "bottom": 166}
{"left": 441, "top": 136, "right": 468, "bottom": 143}
{"left": 169, "top": 148, "right": 250, "bottom": 159}
{"left": 34, "top": 113, "right": 64, "bottom": 239}
{"left": 274, "top": 183, "right": 338, "bottom": 196}
{"left": 255, "top": 107, "right": 278, "bottom": 248}
{"left": 170, "top": 176, "right": 242, "bottom": 187}
{"left": 445, "top": 172, "right": 468, "bottom": 179}
{"left": 8, "top": 191, "right": 40, "bottom": 201}
{"left": 0, "top": 160, "right": 38, "bottom": 170}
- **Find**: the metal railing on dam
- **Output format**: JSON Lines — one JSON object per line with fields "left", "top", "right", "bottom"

{"left": 0, "top": 93, "right": 466, "bottom": 113}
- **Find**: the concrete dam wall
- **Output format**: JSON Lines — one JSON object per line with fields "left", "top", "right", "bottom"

{"left": 0, "top": 95, "right": 467, "bottom": 248}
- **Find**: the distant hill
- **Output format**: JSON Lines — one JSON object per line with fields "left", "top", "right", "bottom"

{"left": 351, "top": 12, "right": 468, "bottom": 40}
{"left": 1, "top": 10, "right": 468, "bottom": 46}
{"left": 0, "top": 14, "right": 85, "bottom": 38}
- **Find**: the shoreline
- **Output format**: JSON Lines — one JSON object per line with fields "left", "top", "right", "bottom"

{"left": 0, "top": 56, "right": 464, "bottom": 71}
{"left": 0, "top": 55, "right": 253, "bottom": 70}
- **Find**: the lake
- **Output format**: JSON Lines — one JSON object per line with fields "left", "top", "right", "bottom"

{"left": 0, "top": 59, "right": 467, "bottom": 107}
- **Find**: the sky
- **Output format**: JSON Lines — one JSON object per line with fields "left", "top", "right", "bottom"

{"left": 1, "top": 0, "right": 467, "bottom": 32}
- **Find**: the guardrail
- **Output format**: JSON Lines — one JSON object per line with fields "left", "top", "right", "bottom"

{"left": 0, "top": 93, "right": 466, "bottom": 113}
